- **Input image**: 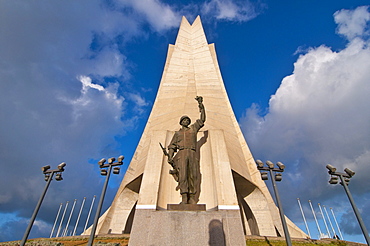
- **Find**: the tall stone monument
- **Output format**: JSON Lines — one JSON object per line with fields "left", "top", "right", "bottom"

{"left": 84, "top": 16, "right": 307, "bottom": 245}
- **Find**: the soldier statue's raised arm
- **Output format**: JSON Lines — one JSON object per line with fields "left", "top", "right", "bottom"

{"left": 166, "top": 96, "right": 206, "bottom": 204}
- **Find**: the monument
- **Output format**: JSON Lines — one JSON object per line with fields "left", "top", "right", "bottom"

{"left": 83, "top": 16, "right": 307, "bottom": 245}
{"left": 164, "top": 96, "right": 205, "bottom": 205}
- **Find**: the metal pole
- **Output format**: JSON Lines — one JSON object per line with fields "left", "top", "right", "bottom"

{"left": 20, "top": 173, "right": 54, "bottom": 246}
{"left": 330, "top": 207, "right": 344, "bottom": 240}
{"left": 50, "top": 203, "right": 63, "bottom": 238}
{"left": 73, "top": 197, "right": 86, "bottom": 236}
{"left": 323, "top": 205, "right": 336, "bottom": 238}
{"left": 56, "top": 201, "right": 69, "bottom": 237}
{"left": 84, "top": 195, "right": 96, "bottom": 232}
{"left": 308, "top": 200, "right": 322, "bottom": 239}
{"left": 297, "top": 198, "right": 311, "bottom": 238}
{"left": 339, "top": 175, "right": 370, "bottom": 245}
{"left": 318, "top": 203, "right": 331, "bottom": 238}
{"left": 63, "top": 199, "right": 77, "bottom": 237}
{"left": 269, "top": 169, "right": 292, "bottom": 246}
{"left": 87, "top": 165, "right": 112, "bottom": 246}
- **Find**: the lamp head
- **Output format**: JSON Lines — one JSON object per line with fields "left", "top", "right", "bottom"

{"left": 276, "top": 162, "right": 285, "bottom": 170}
{"left": 275, "top": 173, "right": 282, "bottom": 181}
{"left": 44, "top": 174, "right": 51, "bottom": 181}
{"left": 113, "top": 167, "right": 120, "bottom": 174}
{"left": 58, "top": 162, "right": 66, "bottom": 171}
{"left": 344, "top": 168, "right": 355, "bottom": 177}
{"left": 55, "top": 173, "right": 63, "bottom": 181}
{"left": 256, "top": 160, "right": 264, "bottom": 168}
{"left": 266, "top": 160, "right": 274, "bottom": 169}
{"left": 326, "top": 164, "right": 336, "bottom": 173}
{"left": 98, "top": 158, "right": 106, "bottom": 166}
{"left": 329, "top": 176, "right": 338, "bottom": 184}
{"left": 41, "top": 165, "right": 51, "bottom": 172}
{"left": 261, "top": 172, "right": 268, "bottom": 180}
{"left": 117, "top": 155, "right": 124, "bottom": 164}
{"left": 108, "top": 157, "right": 116, "bottom": 164}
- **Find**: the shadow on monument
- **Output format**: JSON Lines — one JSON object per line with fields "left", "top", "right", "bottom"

{"left": 208, "top": 219, "right": 226, "bottom": 246}
{"left": 195, "top": 130, "right": 208, "bottom": 203}
{"left": 264, "top": 236, "right": 273, "bottom": 246}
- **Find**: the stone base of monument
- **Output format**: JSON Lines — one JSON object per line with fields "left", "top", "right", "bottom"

{"left": 167, "top": 203, "right": 206, "bottom": 211}
{"left": 128, "top": 208, "right": 246, "bottom": 246}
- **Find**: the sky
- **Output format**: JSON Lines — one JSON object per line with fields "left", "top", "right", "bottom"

{"left": 0, "top": 0, "right": 370, "bottom": 244}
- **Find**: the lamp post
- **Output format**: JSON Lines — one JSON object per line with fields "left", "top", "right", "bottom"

{"left": 87, "top": 156, "right": 124, "bottom": 246}
{"left": 20, "top": 162, "right": 66, "bottom": 246}
{"left": 256, "top": 160, "right": 292, "bottom": 246}
{"left": 326, "top": 164, "right": 370, "bottom": 245}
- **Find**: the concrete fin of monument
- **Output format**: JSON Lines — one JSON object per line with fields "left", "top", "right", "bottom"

{"left": 82, "top": 16, "right": 307, "bottom": 245}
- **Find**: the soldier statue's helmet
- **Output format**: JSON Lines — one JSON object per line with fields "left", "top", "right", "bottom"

{"left": 179, "top": 115, "right": 191, "bottom": 125}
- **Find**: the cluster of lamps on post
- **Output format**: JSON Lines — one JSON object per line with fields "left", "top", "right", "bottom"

{"left": 326, "top": 164, "right": 370, "bottom": 245}
{"left": 256, "top": 160, "right": 292, "bottom": 246}
{"left": 255, "top": 160, "right": 369, "bottom": 246}
{"left": 20, "top": 163, "right": 66, "bottom": 246}
{"left": 20, "top": 156, "right": 124, "bottom": 246}
{"left": 87, "top": 156, "right": 124, "bottom": 246}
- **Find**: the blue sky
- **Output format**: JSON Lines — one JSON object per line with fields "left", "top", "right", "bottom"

{"left": 1, "top": 0, "right": 370, "bottom": 244}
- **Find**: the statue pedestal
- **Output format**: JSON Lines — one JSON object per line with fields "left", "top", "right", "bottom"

{"left": 128, "top": 209, "right": 246, "bottom": 246}
{"left": 167, "top": 203, "right": 206, "bottom": 211}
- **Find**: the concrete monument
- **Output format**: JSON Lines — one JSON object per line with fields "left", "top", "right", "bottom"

{"left": 83, "top": 16, "right": 307, "bottom": 245}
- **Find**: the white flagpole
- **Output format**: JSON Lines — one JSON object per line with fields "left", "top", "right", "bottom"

{"left": 297, "top": 198, "right": 311, "bottom": 238}
{"left": 63, "top": 199, "right": 77, "bottom": 237}
{"left": 309, "top": 200, "right": 322, "bottom": 239}
{"left": 318, "top": 203, "right": 331, "bottom": 238}
{"left": 56, "top": 201, "right": 69, "bottom": 237}
{"left": 330, "top": 207, "right": 344, "bottom": 240}
{"left": 323, "top": 205, "right": 336, "bottom": 238}
{"left": 84, "top": 195, "right": 96, "bottom": 232}
{"left": 50, "top": 203, "right": 63, "bottom": 238}
{"left": 73, "top": 197, "right": 86, "bottom": 236}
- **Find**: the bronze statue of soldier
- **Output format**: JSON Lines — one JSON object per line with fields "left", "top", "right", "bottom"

{"left": 165, "top": 96, "right": 206, "bottom": 204}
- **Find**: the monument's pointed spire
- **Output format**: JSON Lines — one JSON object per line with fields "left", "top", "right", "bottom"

{"left": 175, "top": 16, "right": 203, "bottom": 46}
{"left": 180, "top": 15, "right": 191, "bottom": 27}
{"left": 84, "top": 16, "right": 307, "bottom": 245}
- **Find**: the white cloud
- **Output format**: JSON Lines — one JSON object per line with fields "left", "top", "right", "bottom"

{"left": 117, "top": 0, "right": 180, "bottom": 32}
{"left": 85, "top": 47, "right": 129, "bottom": 78}
{"left": 334, "top": 6, "right": 370, "bottom": 41}
{"left": 111, "top": 0, "right": 263, "bottom": 33}
{"left": 126, "top": 92, "right": 149, "bottom": 115}
{"left": 201, "top": 0, "right": 264, "bottom": 22}
{"left": 79, "top": 76, "right": 105, "bottom": 92}
{"left": 240, "top": 6, "right": 370, "bottom": 229}
{"left": 127, "top": 92, "right": 149, "bottom": 107}
{"left": 61, "top": 76, "right": 124, "bottom": 125}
